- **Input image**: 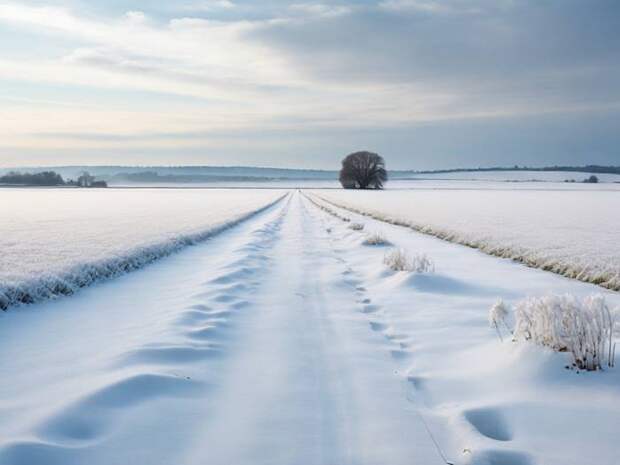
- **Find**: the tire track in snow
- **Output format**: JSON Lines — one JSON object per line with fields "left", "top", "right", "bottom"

{"left": 303, "top": 192, "right": 415, "bottom": 365}
{"left": 301, "top": 193, "right": 451, "bottom": 465}
{"left": 178, "top": 192, "right": 442, "bottom": 465}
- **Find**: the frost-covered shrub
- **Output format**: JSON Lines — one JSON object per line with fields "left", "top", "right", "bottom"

{"left": 384, "top": 248, "right": 410, "bottom": 271}
{"left": 363, "top": 232, "right": 391, "bottom": 246}
{"left": 348, "top": 222, "right": 365, "bottom": 231}
{"left": 512, "top": 294, "right": 617, "bottom": 371}
{"left": 489, "top": 299, "right": 512, "bottom": 341}
{"left": 411, "top": 254, "right": 435, "bottom": 273}
{"left": 383, "top": 248, "right": 435, "bottom": 273}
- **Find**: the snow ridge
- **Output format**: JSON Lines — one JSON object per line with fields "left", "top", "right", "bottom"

{"left": 0, "top": 194, "right": 288, "bottom": 311}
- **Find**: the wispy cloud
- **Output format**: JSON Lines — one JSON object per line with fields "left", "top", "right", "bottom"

{"left": 183, "top": 0, "right": 237, "bottom": 11}
{"left": 288, "top": 3, "right": 352, "bottom": 18}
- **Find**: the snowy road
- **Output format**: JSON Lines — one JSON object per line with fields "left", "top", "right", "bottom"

{"left": 0, "top": 192, "right": 442, "bottom": 465}
{"left": 0, "top": 191, "right": 619, "bottom": 465}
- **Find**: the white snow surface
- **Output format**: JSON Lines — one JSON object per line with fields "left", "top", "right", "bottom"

{"left": 0, "top": 190, "right": 618, "bottom": 465}
{"left": 402, "top": 170, "right": 620, "bottom": 183}
{"left": 0, "top": 188, "right": 285, "bottom": 309}
{"left": 317, "top": 186, "right": 620, "bottom": 290}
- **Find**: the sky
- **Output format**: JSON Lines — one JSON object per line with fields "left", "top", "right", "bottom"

{"left": 0, "top": 0, "right": 619, "bottom": 170}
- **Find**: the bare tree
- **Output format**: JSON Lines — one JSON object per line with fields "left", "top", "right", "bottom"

{"left": 339, "top": 151, "right": 387, "bottom": 189}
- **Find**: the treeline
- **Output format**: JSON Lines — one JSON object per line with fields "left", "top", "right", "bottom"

{"left": 0, "top": 170, "right": 107, "bottom": 187}
{"left": 414, "top": 165, "right": 620, "bottom": 175}
{"left": 0, "top": 171, "right": 65, "bottom": 186}
{"left": 115, "top": 171, "right": 280, "bottom": 183}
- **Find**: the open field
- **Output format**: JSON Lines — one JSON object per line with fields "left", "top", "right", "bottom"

{"left": 0, "top": 188, "right": 618, "bottom": 465}
{"left": 317, "top": 185, "right": 620, "bottom": 290}
{"left": 401, "top": 170, "right": 620, "bottom": 183}
{"left": 0, "top": 188, "right": 285, "bottom": 309}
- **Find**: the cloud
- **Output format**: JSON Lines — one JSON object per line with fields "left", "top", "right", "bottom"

{"left": 250, "top": 1, "right": 620, "bottom": 106}
{"left": 123, "top": 10, "right": 148, "bottom": 24}
{"left": 379, "top": 0, "right": 463, "bottom": 14}
{"left": 182, "top": 0, "right": 236, "bottom": 12}
{"left": 0, "top": 0, "right": 619, "bottom": 167}
{"left": 288, "top": 3, "right": 352, "bottom": 18}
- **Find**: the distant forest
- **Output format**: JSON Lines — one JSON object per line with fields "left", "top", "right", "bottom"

{"left": 0, "top": 171, "right": 65, "bottom": 186}
{"left": 114, "top": 171, "right": 280, "bottom": 183}
{"left": 411, "top": 165, "right": 620, "bottom": 175}
{"left": 0, "top": 171, "right": 107, "bottom": 187}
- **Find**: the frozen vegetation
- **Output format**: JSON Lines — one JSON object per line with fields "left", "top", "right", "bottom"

{"left": 489, "top": 295, "right": 618, "bottom": 370}
{"left": 383, "top": 248, "right": 435, "bottom": 273}
{"left": 513, "top": 294, "right": 616, "bottom": 370}
{"left": 362, "top": 231, "right": 391, "bottom": 246}
{"left": 0, "top": 188, "right": 285, "bottom": 310}
{"left": 318, "top": 187, "right": 620, "bottom": 290}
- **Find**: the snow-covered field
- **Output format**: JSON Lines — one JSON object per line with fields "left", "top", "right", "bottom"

{"left": 302, "top": 193, "right": 620, "bottom": 465}
{"left": 385, "top": 178, "right": 620, "bottom": 191}
{"left": 0, "top": 188, "right": 285, "bottom": 310}
{"left": 317, "top": 186, "right": 620, "bottom": 290}
{"left": 401, "top": 170, "right": 620, "bottom": 183}
{"left": 0, "top": 189, "right": 618, "bottom": 465}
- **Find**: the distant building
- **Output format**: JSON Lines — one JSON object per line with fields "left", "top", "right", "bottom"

{"left": 77, "top": 172, "right": 94, "bottom": 187}
{"left": 77, "top": 172, "right": 107, "bottom": 188}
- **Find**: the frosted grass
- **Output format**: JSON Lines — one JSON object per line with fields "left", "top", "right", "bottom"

{"left": 317, "top": 187, "right": 620, "bottom": 290}
{"left": 0, "top": 188, "right": 285, "bottom": 309}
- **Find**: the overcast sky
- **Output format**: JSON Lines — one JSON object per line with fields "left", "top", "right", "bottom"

{"left": 0, "top": 0, "right": 618, "bottom": 169}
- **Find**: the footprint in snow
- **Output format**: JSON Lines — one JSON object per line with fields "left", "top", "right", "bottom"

{"left": 463, "top": 406, "right": 513, "bottom": 442}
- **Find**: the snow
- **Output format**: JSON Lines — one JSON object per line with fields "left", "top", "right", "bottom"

{"left": 400, "top": 170, "right": 620, "bottom": 183}
{"left": 303, "top": 192, "right": 620, "bottom": 465}
{"left": 0, "top": 188, "right": 285, "bottom": 310}
{"left": 317, "top": 186, "right": 620, "bottom": 290}
{"left": 0, "top": 189, "right": 618, "bottom": 465}
{"left": 0, "top": 193, "right": 441, "bottom": 465}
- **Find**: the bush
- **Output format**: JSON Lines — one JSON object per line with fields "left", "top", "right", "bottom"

{"left": 348, "top": 222, "right": 365, "bottom": 231}
{"left": 363, "top": 231, "right": 391, "bottom": 246}
{"left": 383, "top": 248, "right": 435, "bottom": 273}
{"left": 494, "top": 294, "right": 617, "bottom": 371}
